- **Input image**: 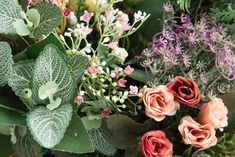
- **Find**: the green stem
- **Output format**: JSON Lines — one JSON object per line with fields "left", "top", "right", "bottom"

{"left": 0, "top": 104, "right": 25, "bottom": 114}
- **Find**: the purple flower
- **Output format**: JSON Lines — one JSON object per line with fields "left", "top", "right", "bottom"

{"left": 163, "top": 2, "right": 173, "bottom": 13}
{"left": 175, "top": 43, "right": 183, "bottom": 54}
{"left": 182, "top": 53, "right": 191, "bottom": 67}
{"left": 209, "top": 44, "right": 217, "bottom": 53}
{"left": 209, "top": 32, "right": 218, "bottom": 42}
{"left": 162, "top": 27, "right": 175, "bottom": 41}
{"left": 200, "top": 74, "right": 209, "bottom": 84}
{"left": 188, "top": 32, "right": 198, "bottom": 44}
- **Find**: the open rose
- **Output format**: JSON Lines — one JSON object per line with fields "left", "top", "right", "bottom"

{"left": 142, "top": 85, "right": 180, "bottom": 121}
{"left": 140, "top": 130, "right": 173, "bottom": 157}
{"left": 198, "top": 97, "right": 228, "bottom": 131}
{"left": 167, "top": 76, "right": 201, "bottom": 106}
{"left": 178, "top": 116, "right": 217, "bottom": 148}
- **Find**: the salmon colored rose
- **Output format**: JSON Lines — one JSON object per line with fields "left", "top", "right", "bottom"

{"left": 198, "top": 97, "right": 228, "bottom": 131}
{"left": 178, "top": 116, "right": 217, "bottom": 148}
{"left": 142, "top": 85, "right": 180, "bottom": 121}
{"left": 140, "top": 130, "right": 173, "bottom": 157}
{"left": 167, "top": 76, "right": 201, "bottom": 106}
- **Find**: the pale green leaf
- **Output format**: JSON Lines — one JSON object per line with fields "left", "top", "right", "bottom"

{"left": 81, "top": 116, "right": 102, "bottom": 130}
{"left": 13, "top": 19, "right": 30, "bottom": 36}
{"left": 33, "top": 3, "right": 62, "bottom": 39}
{"left": 0, "top": 124, "right": 11, "bottom": 135}
{"left": 27, "top": 104, "right": 72, "bottom": 148}
{"left": 53, "top": 114, "right": 94, "bottom": 154}
{"left": 32, "top": 44, "right": 76, "bottom": 106}
{"left": 67, "top": 54, "right": 89, "bottom": 83}
{"left": 88, "top": 121, "right": 117, "bottom": 156}
{"left": 0, "top": 0, "right": 22, "bottom": 34}
{"left": 0, "top": 42, "right": 14, "bottom": 86}
{"left": 14, "top": 127, "right": 43, "bottom": 157}
{"left": 26, "top": 8, "right": 40, "bottom": 28}
{"left": 8, "top": 60, "right": 34, "bottom": 104}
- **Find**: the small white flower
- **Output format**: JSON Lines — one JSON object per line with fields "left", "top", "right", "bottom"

{"left": 112, "top": 96, "right": 119, "bottom": 102}
{"left": 64, "top": 32, "right": 71, "bottom": 37}
{"left": 119, "top": 99, "right": 125, "bottom": 103}
{"left": 60, "top": 35, "right": 65, "bottom": 41}
{"left": 103, "top": 37, "right": 110, "bottom": 43}
{"left": 112, "top": 82, "right": 117, "bottom": 86}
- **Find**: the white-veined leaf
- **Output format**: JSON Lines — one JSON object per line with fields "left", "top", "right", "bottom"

{"left": 27, "top": 104, "right": 72, "bottom": 148}
{"left": 14, "top": 127, "right": 43, "bottom": 157}
{"left": 0, "top": 42, "right": 14, "bottom": 86}
{"left": 32, "top": 44, "right": 76, "bottom": 106}
{"left": 8, "top": 60, "right": 34, "bottom": 104}
{"left": 0, "top": 0, "right": 22, "bottom": 34}
{"left": 33, "top": 3, "right": 62, "bottom": 39}
{"left": 67, "top": 54, "right": 89, "bottom": 83}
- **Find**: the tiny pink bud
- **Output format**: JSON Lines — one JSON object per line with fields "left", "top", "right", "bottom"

{"left": 74, "top": 95, "right": 84, "bottom": 105}
{"left": 108, "top": 42, "right": 118, "bottom": 50}
{"left": 80, "top": 10, "right": 94, "bottom": 22}
{"left": 63, "top": 8, "right": 71, "bottom": 17}
{"left": 82, "top": 27, "right": 93, "bottom": 36}
{"left": 88, "top": 66, "right": 98, "bottom": 74}
{"left": 124, "top": 65, "right": 134, "bottom": 75}
{"left": 118, "top": 78, "right": 127, "bottom": 87}
{"left": 102, "top": 107, "right": 112, "bottom": 117}
{"left": 110, "top": 69, "right": 119, "bottom": 78}
{"left": 129, "top": 85, "right": 138, "bottom": 95}
{"left": 105, "top": 10, "right": 113, "bottom": 20}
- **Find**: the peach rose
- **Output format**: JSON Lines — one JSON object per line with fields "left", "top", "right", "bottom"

{"left": 167, "top": 76, "right": 201, "bottom": 106}
{"left": 140, "top": 130, "right": 173, "bottom": 157}
{"left": 198, "top": 97, "right": 228, "bottom": 131}
{"left": 178, "top": 116, "right": 217, "bottom": 148}
{"left": 142, "top": 85, "right": 180, "bottom": 121}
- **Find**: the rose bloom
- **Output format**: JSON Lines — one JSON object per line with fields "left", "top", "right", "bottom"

{"left": 140, "top": 130, "right": 173, "bottom": 157}
{"left": 178, "top": 116, "right": 217, "bottom": 148}
{"left": 198, "top": 97, "right": 228, "bottom": 131}
{"left": 167, "top": 76, "right": 201, "bottom": 106}
{"left": 142, "top": 85, "right": 180, "bottom": 121}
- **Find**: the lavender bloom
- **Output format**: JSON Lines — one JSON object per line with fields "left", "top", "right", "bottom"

{"left": 162, "top": 27, "right": 175, "bottom": 41}
{"left": 163, "top": 2, "right": 173, "bottom": 13}
{"left": 209, "top": 44, "right": 217, "bottom": 53}
{"left": 182, "top": 53, "right": 191, "bottom": 68}
{"left": 200, "top": 74, "right": 209, "bottom": 84}
{"left": 188, "top": 33, "right": 198, "bottom": 44}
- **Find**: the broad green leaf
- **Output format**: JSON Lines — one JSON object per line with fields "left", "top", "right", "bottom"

{"left": 32, "top": 44, "right": 76, "bottom": 106}
{"left": 53, "top": 114, "right": 94, "bottom": 154}
{"left": 0, "top": 124, "right": 11, "bottom": 135}
{"left": 0, "top": 106, "right": 26, "bottom": 126}
{"left": 129, "top": 69, "right": 151, "bottom": 83}
{"left": 88, "top": 120, "right": 117, "bottom": 156}
{"left": 13, "top": 34, "right": 66, "bottom": 62}
{"left": 26, "top": 8, "right": 40, "bottom": 28}
{"left": 14, "top": 127, "right": 43, "bottom": 157}
{"left": 0, "top": 134, "right": 14, "bottom": 157}
{"left": 67, "top": 54, "right": 89, "bottom": 83}
{"left": 0, "top": 42, "right": 14, "bottom": 86}
{"left": 33, "top": 3, "right": 62, "bottom": 39}
{"left": 13, "top": 19, "right": 30, "bottom": 36}
{"left": 81, "top": 116, "right": 102, "bottom": 130}
{"left": 0, "top": 0, "right": 22, "bottom": 34}
{"left": 8, "top": 60, "right": 34, "bottom": 107}
{"left": 27, "top": 104, "right": 72, "bottom": 148}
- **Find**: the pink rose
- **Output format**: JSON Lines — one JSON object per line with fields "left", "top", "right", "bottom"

{"left": 198, "top": 97, "right": 228, "bottom": 131}
{"left": 74, "top": 95, "right": 84, "bottom": 105}
{"left": 117, "top": 78, "right": 127, "bottom": 87}
{"left": 140, "top": 130, "right": 173, "bottom": 157}
{"left": 80, "top": 10, "right": 94, "bottom": 22}
{"left": 63, "top": 8, "right": 71, "bottom": 16}
{"left": 142, "top": 85, "right": 180, "bottom": 121}
{"left": 129, "top": 85, "right": 138, "bottom": 95}
{"left": 178, "top": 116, "right": 217, "bottom": 148}
{"left": 124, "top": 65, "right": 134, "bottom": 75}
{"left": 110, "top": 69, "right": 119, "bottom": 78}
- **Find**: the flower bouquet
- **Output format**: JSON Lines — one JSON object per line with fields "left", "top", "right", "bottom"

{"left": 0, "top": 0, "right": 235, "bottom": 157}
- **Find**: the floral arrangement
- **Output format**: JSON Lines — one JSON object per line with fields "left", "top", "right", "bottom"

{"left": 0, "top": 0, "right": 235, "bottom": 157}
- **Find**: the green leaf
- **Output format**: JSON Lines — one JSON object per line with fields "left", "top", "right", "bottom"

{"left": 67, "top": 54, "right": 89, "bottom": 83}
{"left": 26, "top": 8, "right": 40, "bottom": 28}
{"left": 0, "top": 42, "right": 14, "bottom": 86}
{"left": 0, "top": 0, "right": 22, "bottom": 34}
{"left": 81, "top": 116, "right": 102, "bottom": 130}
{"left": 88, "top": 120, "right": 117, "bottom": 156}
{"left": 0, "top": 124, "right": 11, "bottom": 135}
{"left": 0, "top": 106, "right": 26, "bottom": 126}
{"left": 32, "top": 44, "right": 76, "bottom": 106}
{"left": 129, "top": 69, "right": 151, "bottom": 83}
{"left": 33, "top": 3, "right": 62, "bottom": 39}
{"left": 53, "top": 114, "right": 94, "bottom": 154}
{"left": 13, "top": 19, "right": 30, "bottom": 36}
{"left": 8, "top": 60, "right": 34, "bottom": 105}
{"left": 27, "top": 104, "right": 73, "bottom": 148}
{"left": 0, "top": 134, "right": 14, "bottom": 157}
{"left": 14, "top": 127, "right": 43, "bottom": 157}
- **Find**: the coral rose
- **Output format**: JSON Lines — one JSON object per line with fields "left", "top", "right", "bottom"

{"left": 178, "top": 116, "right": 217, "bottom": 148}
{"left": 198, "top": 97, "right": 228, "bottom": 131}
{"left": 167, "top": 76, "right": 201, "bottom": 106}
{"left": 142, "top": 85, "right": 180, "bottom": 121}
{"left": 140, "top": 130, "right": 173, "bottom": 157}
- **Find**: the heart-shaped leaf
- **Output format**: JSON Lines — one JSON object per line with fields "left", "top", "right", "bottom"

{"left": 14, "top": 127, "right": 43, "bottom": 157}
{"left": 32, "top": 44, "right": 76, "bottom": 106}
{"left": 13, "top": 19, "right": 30, "bottom": 36}
{"left": 0, "top": 42, "right": 14, "bottom": 86}
{"left": 0, "top": 0, "right": 22, "bottom": 35}
{"left": 27, "top": 104, "right": 72, "bottom": 148}
{"left": 33, "top": 3, "right": 62, "bottom": 39}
